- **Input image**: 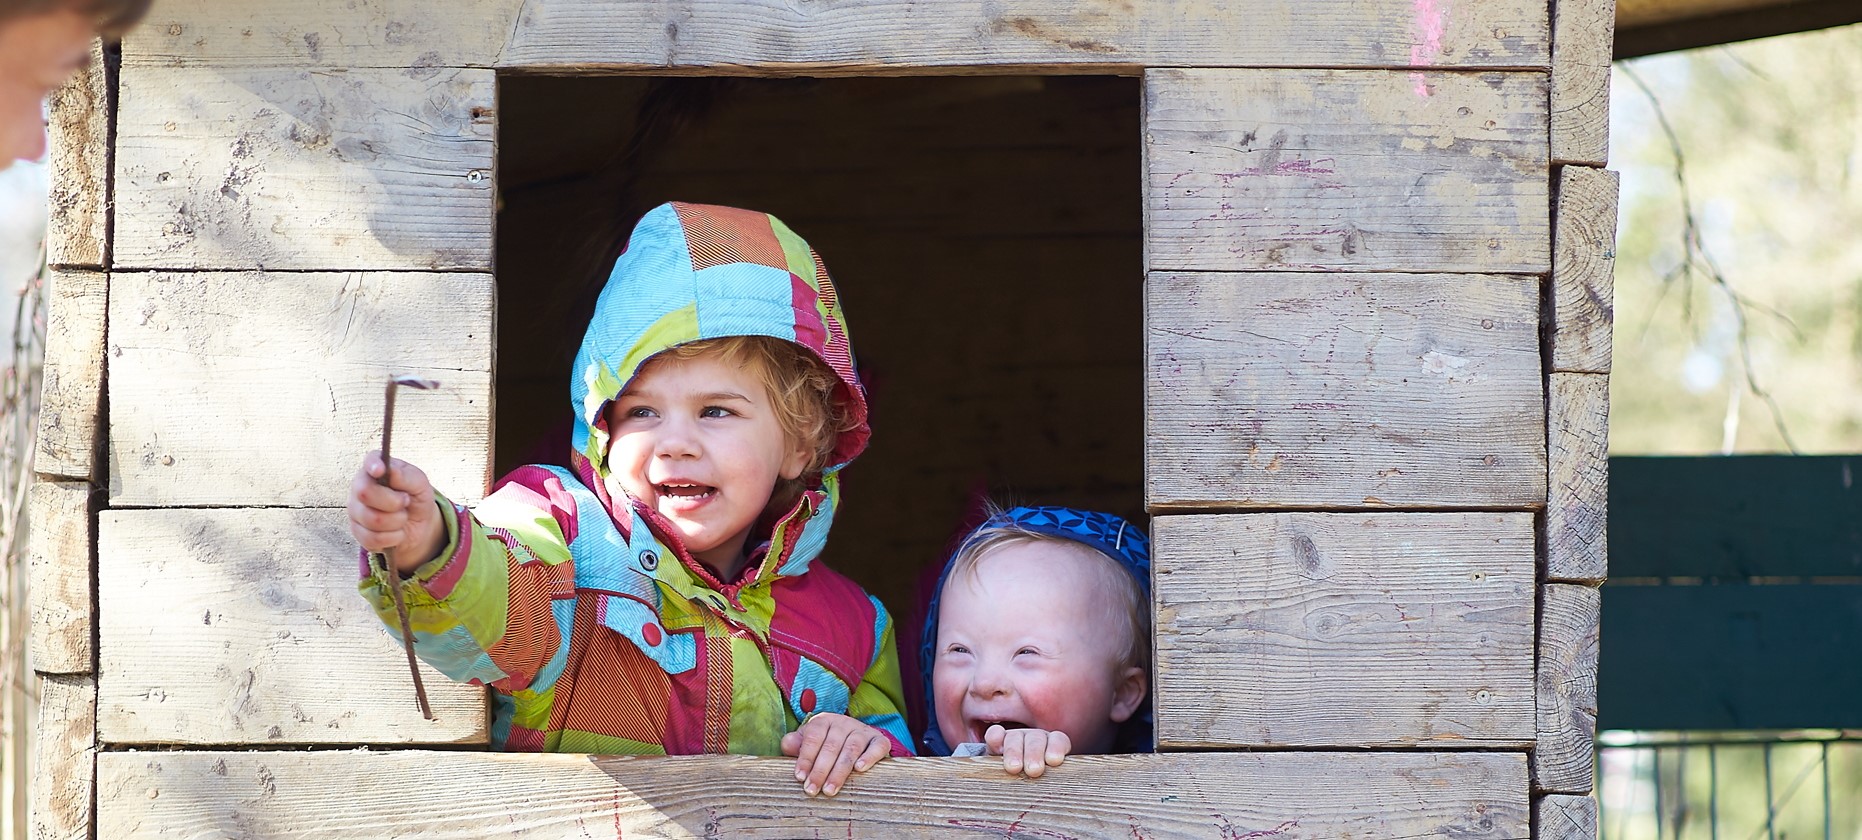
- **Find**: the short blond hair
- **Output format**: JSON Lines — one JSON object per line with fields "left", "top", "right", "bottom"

{"left": 948, "top": 524, "right": 1150, "bottom": 674}
{"left": 646, "top": 335, "right": 855, "bottom": 481}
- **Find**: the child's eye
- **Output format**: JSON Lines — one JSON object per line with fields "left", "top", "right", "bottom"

{"left": 945, "top": 644, "right": 971, "bottom": 656}
{"left": 625, "top": 406, "right": 656, "bottom": 419}
{"left": 1015, "top": 647, "right": 1039, "bottom": 657}
{"left": 700, "top": 406, "right": 735, "bottom": 419}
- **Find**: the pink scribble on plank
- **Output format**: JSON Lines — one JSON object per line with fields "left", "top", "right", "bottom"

{"left": 945, "top": 818, "right": 1080, "bottom": 840}
{"left": 1215, "top": 818, "right": 1300, "bottom": 840}
{"left": 1408, "top": 0, "right": 1449, "bottom": 96}
{"left": 1220, "top": 159, "right": 1338, "bottom": 179}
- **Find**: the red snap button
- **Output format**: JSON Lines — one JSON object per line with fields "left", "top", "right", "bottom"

{"left": 800, "top": 688, "right": 816, "bottom": 714}
{"left": 641, "top": 623, "right": 662, "bottom": 646}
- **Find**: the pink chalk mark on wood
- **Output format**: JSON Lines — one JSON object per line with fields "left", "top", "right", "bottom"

{"left": 1408, "top": 0, "right": 1449, "bottom": 96}
{"left": 1410, "top": 0, "right": 1447, "bottom": 65}
{"left": 946, "top": 812, "right": 1080, "bottom": 840}
{"left": 1225, "top": 159, "right": 1339, "bottom": 179}
{"left": 1216, "top": 818, "right": 1300, "bottom": 840}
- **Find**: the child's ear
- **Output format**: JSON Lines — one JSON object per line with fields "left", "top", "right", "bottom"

{"left": 1109, "top": 666, "right": 1148, "bottom": 723}
{"left": 778, "top": 436, "right": 810, "bottom": 482}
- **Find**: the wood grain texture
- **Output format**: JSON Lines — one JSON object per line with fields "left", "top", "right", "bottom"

{"left": 1535, "top": 794, "right": 1599, "bottom": 840}
{"left": 1153, "top": 512, "right": 1536, "bottom": 749}
{"left": 36, "top": 269, "right": 106, "bottom": 481}
{"left": 31, "top": 675, "right": 94, "bottom": 840}
{"left": 124, "top": 0, "right": 521, "bottom": 68}
{"left": 113, "top": 67, "right": 494, "bottom": 271}
{"left": 96, "top": 508, "right": 488, "bottom": 746}
{"left": 1534, "top": 584, "right": 1601, "bottom": 794}
{"left": 107, "top": 271, "right": 492, "bottom": 508}
{"left": 1145, "top": 69, "right": 1550, "bottom": 274}
{"left": 1145, "top": 272, "right": 1545, "bottom": 510}
{"left": 46, "top": 39, "right": 109, "bottom": 269}
{"left": 28, "top": 482, "right": 92, "bottom": 675}
{"left": 1546, "top": 373, "right": 1609, "bottom": 583}
{"left": 99, "top": 750, "right": 1528, "bottom": 839}
{"left": 1552, "top": 0, "right": 1615, "bottom": 165}
{"left": 123, "top": 0, "right": 1550, "bottom": 70}
{"left": 1549, "top": 167, "right": 1620, "bottom": 373}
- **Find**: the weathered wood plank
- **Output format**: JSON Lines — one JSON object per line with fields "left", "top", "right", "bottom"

{"left": 100, "top": 750, "right": 1528, "bottom": 839}
{"left": 1535, "top": 793, "right": 1599, "bottom": 840}
{"left": 506, "top": 0, "right": 1550, "bottom": 71}
{"left": 1546, "top": 373, "right": 1608, "bottom": 583}
{"left": 124, "top": 0, "right": 520, "bottom": 68}
{"left": 113, "top": 67, "right": 494, "bottom": 271}
{"left": 1534, "top": 584, "right": 1601, "bottom": 794}
{"left": 1549, "top": 167, "right": 1620, "bottom": 373}
{"left": 46, "top": 39, "right": 109, "bottom": 269}
{"left": 1145, "top": 69, "right": 1550, "bottom": 274}
{"left": 1154, "top": 512, "right": 1536, "bottom": 749}
{"left": 36, "top": 269, "right": 107, "bottom": 481}
{"left": 107, "top": 271, "right": 492, "bottom": 508}
{"left": 1145, "top": 272, "right": 1544, "bottom": 510}
{"left": 31, "top": 675, "right": 94, "bottom": 840}
{"left": 28, "top": 482, "right": 92, "bottom": 675}
{"left": 1552, "top": 0, "right": 1615, "bottom": 165}
{"left": 97, "top": 508, "right": 488, "bottom": 745}
{"left": 124, "top": 0, "right": 1550, "bottom": 70}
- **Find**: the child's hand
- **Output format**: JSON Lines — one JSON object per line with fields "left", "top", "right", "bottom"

{"left": 985, "top": 725, "right": 1071, "bottom": 778}
{"left": 780, "top": 713, "right": 891, "bottom": 797}
{"left": 348, "top": 451, "right": 444, "bottom": 575}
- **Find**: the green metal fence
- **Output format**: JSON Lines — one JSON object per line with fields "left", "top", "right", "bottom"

{"left": 1598, "top": 732, "right": 1862, "bottom": 840}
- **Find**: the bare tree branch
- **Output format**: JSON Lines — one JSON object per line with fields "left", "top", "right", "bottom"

{"left": 1621, "top": 63, "right": 1800, "bottom": 453}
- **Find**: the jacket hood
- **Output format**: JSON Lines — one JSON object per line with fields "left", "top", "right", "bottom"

{"left": 569, "top": 202, "right": 868, "bottom": 595}
{"left": 918, "top": 505, "right": 1153, "bottom": 756}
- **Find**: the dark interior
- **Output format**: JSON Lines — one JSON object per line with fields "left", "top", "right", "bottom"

{"left": 495, "top": 73, "right": 1144, "bottom": 618}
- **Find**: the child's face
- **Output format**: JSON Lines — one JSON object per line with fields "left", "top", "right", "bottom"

{"left": 606, "top": 353, "right": 809, "bottom": 576}
{"left": 932, "top": 540, "right": 1146, "bottom": 755}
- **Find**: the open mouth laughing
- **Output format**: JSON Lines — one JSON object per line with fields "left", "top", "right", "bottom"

{"left": 655, "top": 481, "right": 718, "bottom": 510}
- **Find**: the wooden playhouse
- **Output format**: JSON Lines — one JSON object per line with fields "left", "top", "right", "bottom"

{"left": 32, "top": 0, "right": 1617, "bottom": 836}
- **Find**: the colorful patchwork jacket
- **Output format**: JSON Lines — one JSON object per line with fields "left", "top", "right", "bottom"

{"left": 359, "top": 202, "right": 911, "bottom": 756}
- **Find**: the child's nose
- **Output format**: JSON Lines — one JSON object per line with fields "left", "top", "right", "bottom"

{"left": 653, "top": 418, "right": 701, "bottom": 459}
{"left": 969, "top": 661, "right": 1012, "bottom": 697}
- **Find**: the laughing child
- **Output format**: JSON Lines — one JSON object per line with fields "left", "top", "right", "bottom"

{"left": 921, "top": 506, "right": 1152, "bottom": 777}
{"left": 348, "top": 202, "right": 910, "bottom": 797}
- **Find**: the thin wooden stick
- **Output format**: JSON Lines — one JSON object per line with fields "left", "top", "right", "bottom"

{"left": 375, "top": 376, "right": 439, "bottom": 721}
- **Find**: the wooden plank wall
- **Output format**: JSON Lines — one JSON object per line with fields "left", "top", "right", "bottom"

{"left": 1531, "top": 0, "right": 1616, "bottom": 826}
{"left": 40, "top": 0, "right": 1613, "bottom": 835}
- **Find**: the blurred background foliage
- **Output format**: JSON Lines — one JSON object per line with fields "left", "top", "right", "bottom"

{"left": 1610, "top": 23, "right": 1862, "bottom": 455}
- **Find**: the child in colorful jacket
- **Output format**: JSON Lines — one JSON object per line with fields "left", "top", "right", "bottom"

{"left": 348, "top": 202, "right": 911, "bottom": 797}
{"left": 919, "top": 505, "right": 1153, "bottom": 776}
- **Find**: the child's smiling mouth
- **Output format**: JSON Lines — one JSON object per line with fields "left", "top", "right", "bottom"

{"left": 655, "top": 482, "right": 718, "bottom": 510}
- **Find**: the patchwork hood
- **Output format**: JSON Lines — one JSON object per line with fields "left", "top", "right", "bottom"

{"left": 918, "top": 505, "right": 1153, "bottom": 756}
{"left": 569, "top": 202, "right": 869, "bottom": 593}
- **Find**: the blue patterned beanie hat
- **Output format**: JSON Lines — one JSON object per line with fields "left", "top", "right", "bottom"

{"left": 918, "top": 505, "right": 1152, "bottom": 756}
